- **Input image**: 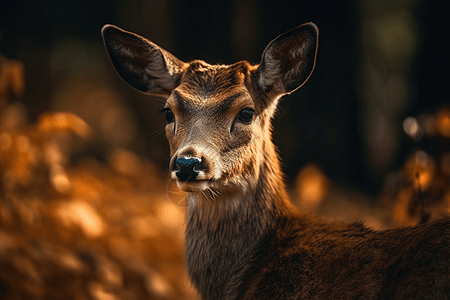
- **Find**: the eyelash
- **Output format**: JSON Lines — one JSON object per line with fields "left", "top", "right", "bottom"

{"left": 158, "top": 108, "right": 174, "bottom": 123}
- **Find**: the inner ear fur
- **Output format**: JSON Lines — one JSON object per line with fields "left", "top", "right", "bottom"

{"left": 101, "top": 24, "right": 187, "bottom": 96}
{"left": 256, "top": 23, "right": 319, "bottom": 100}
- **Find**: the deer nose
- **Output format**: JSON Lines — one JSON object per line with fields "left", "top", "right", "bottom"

{"left": 175, "top": 157, "right": 202, "bottom": 181}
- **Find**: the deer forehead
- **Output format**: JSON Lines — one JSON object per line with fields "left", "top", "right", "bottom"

{"left": 167, "top": 89, "right": 253, "bottom": 119}
{"left": 166, "top": 60, "right": 256, "bottom": 111}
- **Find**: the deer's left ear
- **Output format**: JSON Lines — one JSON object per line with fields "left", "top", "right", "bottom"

{"left": 256, "top": 23, "right": 318, "bottom": 99}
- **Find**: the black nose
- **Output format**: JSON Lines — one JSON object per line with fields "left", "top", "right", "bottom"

{"left": 175, "top": 157, "right": 202, "bottom": 181}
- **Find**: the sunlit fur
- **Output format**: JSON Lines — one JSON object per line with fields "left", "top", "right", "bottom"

{"left": 152, "top": 58, "right": 296, "bottom": 300}
{"left": 103, "top": 23, "right": 450, "bottom": 300}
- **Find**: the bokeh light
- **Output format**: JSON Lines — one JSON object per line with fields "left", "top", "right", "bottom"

{"left": 295, "top": 164, "right": 330, "bottom": 209}
{"left": 403, "top": 116, "right": 423, "bottom": 141}
{"left": 436, "top": 107, "right": 450, "bottom": 138}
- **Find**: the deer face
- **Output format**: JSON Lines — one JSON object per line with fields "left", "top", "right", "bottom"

{"left": 162, "top": 61, "right": 267, "bottom": 193}
{"left": 102, "top": 23, "right": 318, "bottom": 195}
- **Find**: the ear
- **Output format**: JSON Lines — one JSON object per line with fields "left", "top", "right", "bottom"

{"left": 101, "top": 24, "right": 187, "bottom": 96}
{"left": 256, "top": 23, "right": 318, "bottom": 99}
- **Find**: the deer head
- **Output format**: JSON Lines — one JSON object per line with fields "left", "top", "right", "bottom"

{"left": 102, "top": 24, "right": 318, "bottom": 200}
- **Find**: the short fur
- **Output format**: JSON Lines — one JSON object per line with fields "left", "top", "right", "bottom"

{"left": 102, "top": 23, "right": 450, "bottom": 300}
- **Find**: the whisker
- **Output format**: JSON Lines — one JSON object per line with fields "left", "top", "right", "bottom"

{"left": 201, "top": 190, "right": 210, "bottom": 202}
{"left": 207, "top": 188, "right": 220, "bottom": 202}
{"left": 209, "top": 188, "right": 218, "bottom": 200}
{"left": 165, "top": 178, "right": 188, "bottom": 207}
{"left": 203, "top": 189, "right": 215, "bottom": 202}
{"left": 149, "top": 127, "right": 166, "bottom": 140}
{"left": 176, "top": 194, "right": 187, "bottom": 206}
{"left": 210, "top": 187, "right": 221, "bottom": 200}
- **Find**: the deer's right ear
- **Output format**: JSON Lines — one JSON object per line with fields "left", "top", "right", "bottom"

{"left": 101, "top": 25, "right": 187, "bottom": 96}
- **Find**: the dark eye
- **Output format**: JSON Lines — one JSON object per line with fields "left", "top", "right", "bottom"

{"left": 164, "top": 109, "right": 174, "bottom": 123}
{"left": 238, "top": 108, "right": 255, "bottom": 124}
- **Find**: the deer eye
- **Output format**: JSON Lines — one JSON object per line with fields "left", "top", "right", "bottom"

{"left": 158, "top": 108, "right": 175, "bottom": 123}
{"left": 163, "top": 109, "right": 174, "bottom": 123}
{"left": 238, "top": 108, "right": 255, "bottom": 124}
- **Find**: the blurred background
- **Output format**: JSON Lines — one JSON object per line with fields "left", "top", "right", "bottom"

{"left": 0, "top": 0, "right": 449, "bottom": 299}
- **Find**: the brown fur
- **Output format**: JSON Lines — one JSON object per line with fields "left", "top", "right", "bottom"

{"left": 102, "top": 23, "right": 450, "bottom": 300}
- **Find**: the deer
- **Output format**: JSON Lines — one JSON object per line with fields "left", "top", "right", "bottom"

{"left": 101, "top": 23, "right": 450, "bottom": 300}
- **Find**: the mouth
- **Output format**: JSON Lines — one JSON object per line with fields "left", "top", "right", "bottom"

{"left": 176, "top": 180, "right": 209, "bottom": 192}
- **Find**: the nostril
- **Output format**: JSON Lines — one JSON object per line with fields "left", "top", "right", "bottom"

{"left": 175, "top": 157, "right": 202, "bottom": 181}
{"left": 176, "top": 157, "right": 201, "bottom": 169}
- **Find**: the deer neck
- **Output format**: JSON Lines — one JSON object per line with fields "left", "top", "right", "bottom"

{"left": 184, "top": 138, "right": 293, "bottom": 299}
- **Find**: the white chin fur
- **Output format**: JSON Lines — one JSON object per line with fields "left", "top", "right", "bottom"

{"left": 176, "top": 180, "right": 209, "bottom": 192}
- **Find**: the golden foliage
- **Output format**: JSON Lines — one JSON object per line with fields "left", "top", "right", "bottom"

{"left": 0, "top": 101, "right": 195, "bottom": 299}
